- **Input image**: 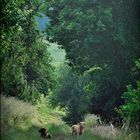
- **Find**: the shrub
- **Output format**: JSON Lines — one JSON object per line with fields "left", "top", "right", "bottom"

{"left": 119, "top": 81, "right": 140, "bottom": 126}
{"left": 84, "top": 114, "right": 100, "bottom": 128}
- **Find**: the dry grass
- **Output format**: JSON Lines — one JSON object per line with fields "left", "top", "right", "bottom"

{"left": 84, "top": 114, "right": 139, "bottom": 140}
{"left": 92, "top": 124, "right": 117, "bottom": 139}
{"left": 91, "top": 124, "right": 139, "bottom": 140}
{"left": 1, "top": 95, "right": 37, "bottom": 131}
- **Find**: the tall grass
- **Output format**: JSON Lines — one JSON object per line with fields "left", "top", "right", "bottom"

{"left": 1, "top": 96, "right": 139, "bottom": 140}
{"left": 1, "top": 95, "right": 40, "bottom": 140}
{"left": 84, "top": 114, "right": 139, "bottom": 140}
{"left": 0, "top": 95, "right": 71, "bottom": 140}
{"left": 1, "top": 95, "right": 37, "bottom": 131}
{"left": 92, "top": 125, "right": 139, "bottom": 140}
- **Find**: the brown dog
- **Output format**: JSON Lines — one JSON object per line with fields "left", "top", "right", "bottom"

{"left": 38, "top": 128, "right": 52, "bottom": 139}
{"left": 72, "top": 122, "right": 85, "bottom": 138}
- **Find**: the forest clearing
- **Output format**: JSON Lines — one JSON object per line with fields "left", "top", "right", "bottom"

{"left": 1, "top": 0, "right": 140, "bottom": 140}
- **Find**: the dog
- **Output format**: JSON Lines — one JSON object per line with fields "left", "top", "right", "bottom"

{"left": 72, "top": 122, "right": 85, "bottom": 138}
{"left": 38, "top": 128, "right": 52, "bottom": 139}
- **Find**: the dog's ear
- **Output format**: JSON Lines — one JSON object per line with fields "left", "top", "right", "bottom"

{"left": 79, "top": 122, "right": 85, "bottom": 126}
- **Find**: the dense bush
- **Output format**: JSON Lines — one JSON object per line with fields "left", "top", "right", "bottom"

{"left": 1, "top": 0, "right": 54, "bottom": 103}
{"left": 49, "top": 64, "right": 93, "bottom": 124}
{"left": 121, "top": 82, "right": 140, "bottom": 125}
{"left": 119, "top": 60, "right": 140, "bottom": 126}
{"left": 84, "top": 114, "right": 100, "bottom": 128}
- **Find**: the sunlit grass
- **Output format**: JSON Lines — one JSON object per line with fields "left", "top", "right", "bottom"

{"left": 47, "top": 42, "right": 66, "bottom": 67}
{"left": 36, "top": 94, "right": 65, "bottom": 126}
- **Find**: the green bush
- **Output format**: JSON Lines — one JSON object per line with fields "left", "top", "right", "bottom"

{"left": 119, "top": 60, "right": 140, "bottom": 126}
{"left": 119, "top": 81, "right": 140, "bottom": 126}
{"left": 85, "top": 114, "right": 100, "bottom": 128}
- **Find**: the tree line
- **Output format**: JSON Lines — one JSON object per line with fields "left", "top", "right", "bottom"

{"left": 1, "top": 0, "right": 54, "bottom": 104}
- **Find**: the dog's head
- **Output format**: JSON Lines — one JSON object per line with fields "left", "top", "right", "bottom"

{"left": 38, "top": 128, "right": 47, "bottom": 138}
{"left": 79, "top": 122, "right": 85, "bottom": 127}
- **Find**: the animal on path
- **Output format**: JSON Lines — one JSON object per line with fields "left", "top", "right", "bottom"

{"left": 72, "top": 122, "right": 85, "bottom": 139}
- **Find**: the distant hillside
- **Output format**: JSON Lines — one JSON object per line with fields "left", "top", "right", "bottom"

{"left": 36, "top": 16, "right": 65, "bottom": 67}
{"left": 36, "top": 16, "right": 65, "bottom": 66}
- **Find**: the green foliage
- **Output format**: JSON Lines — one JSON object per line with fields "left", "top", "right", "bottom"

{"left": 1, "top": 0, "right": 54, "bottom": 103}
{"left": 119, "top": 59, "right": 140, "bottom": 125}
{"left": 89, "top": 66, "right": 125, "bottom": 121}
{"left": 45, "top": 0, "right": 140, "bottom": 122}
{"left": 49, "top": 64, "right": 93, "bottom": 124}
{"left": 23, "top": 41, "right": 54, "bottom": 95}
{"left": 120, "top": 82, "right": 140, "bottom": 125}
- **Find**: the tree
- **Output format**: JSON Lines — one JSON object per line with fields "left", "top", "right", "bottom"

{"left": 1, "top": 0, "right": 29, "bottom": 96}
{"left": 49, "top": 64, "right": 92, "bottom": 124}
{"left": 1, "top": 0, "right": 54, "bottom": 104}
{"left": 45, "top": 0, "right": 140, "bottom": 121}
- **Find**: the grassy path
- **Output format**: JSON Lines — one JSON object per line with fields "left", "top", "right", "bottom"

{"left": 1, "top": 95, "right": 107, "bottom": 140}
{"left": 1, "top": 106, "right": 106, "bottom": 140}
{"left": 1, "top": 127, "right": 107, "bottom": 140}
